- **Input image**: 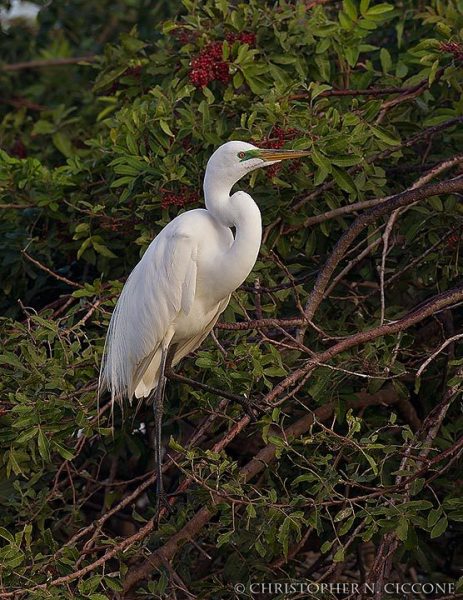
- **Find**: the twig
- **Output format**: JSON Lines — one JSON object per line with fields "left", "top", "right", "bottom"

{"left": 364, "top": 365, "right": 463, "bottom": 597}
{"left": 1, "top": 56, "right": 96, "bottom": 72}
{"left": 301, "top": 197, "right": 390, "bottom": 227}
{"left": 0, "top": 97, "right": 45, "bottom": 111}
{"left": 303, "top": 175, "right": 463, "bottom": 323}
{"left": 288, "top": 116, "right": 463, "bottom": 224}
{"left": 379, "top": 155, "right": 463, "bottom": 325}
{"left": 216, "top": 316, "right": 305, "bottom": 330}
{"left": 122, "top": 388, "right": 400, "bottom": 592}
{"left": 266, "top": 283, "right": 463, "bottom": 407}
{"left": 21, "top": 249, "right": 83, "bottom": 289}
{"left": 0, "top": 203, "right": 35, "bottom": 209}
{"left": 416, "top": 333, "right": 463, "bottom": 378}
{"left": 289, "top": 73, "right": 438, "bottom": 101}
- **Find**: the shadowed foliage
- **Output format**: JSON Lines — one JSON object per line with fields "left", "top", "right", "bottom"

{"left": 0, "top": 0, "right": 462, "bottom": 598}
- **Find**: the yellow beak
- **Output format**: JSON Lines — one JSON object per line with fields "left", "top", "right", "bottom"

{"left": 258, "top": 148, "right": 311, "bottom": 162}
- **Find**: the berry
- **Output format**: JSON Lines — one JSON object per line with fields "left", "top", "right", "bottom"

{"left": 254, "top": 127, "right": 303, "bottom": 179}
{"left": 10, "top": 139, "right": 27, "bottom": 159}
{"left": 189, "top": 42, "right": 231, "bottom": 88}
{"left": 125, "top": 65, "right": 143, "bottom": 79}
{"left": 225, "top": 32, "right": 256, "bottom": 47}
{"left": 188, "top": 33, "right": 256, "bottom": 88}
{"left": 173, "top": 27, "right": 199, "bottom": 45}
{"left": 161, "top": 187, "right": 199, "bottom": 209}
{"left": 447, "top": 229, "right": 462, "bottom": 249}
{"left": 439, "top": 41, "right": 463, "bottom": 62}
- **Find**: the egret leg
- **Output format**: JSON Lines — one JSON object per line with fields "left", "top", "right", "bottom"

{"left": 152, "top": 345, "right": 171, "bottom": 519}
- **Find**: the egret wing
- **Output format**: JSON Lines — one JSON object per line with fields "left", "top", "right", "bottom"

{"left": 100, "top": 225, "right": 198, "bottom": 403}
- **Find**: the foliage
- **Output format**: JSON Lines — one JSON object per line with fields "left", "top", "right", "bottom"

{"left": 0, "top": 0, "right": 463, "bottom": 597}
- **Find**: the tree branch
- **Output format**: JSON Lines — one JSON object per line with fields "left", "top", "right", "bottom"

{"left": 303, "top": 175, "right": 463, "bottom": 322}
{"left": 1, "top": 56, "right": 96, "bottom": 72}
{"left": 122, "top": 387, "right": 400, "bottom": 593}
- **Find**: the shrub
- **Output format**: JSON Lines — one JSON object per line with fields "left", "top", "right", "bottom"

{"left": 0, "top": 0, "right": 462, "bottom": 597}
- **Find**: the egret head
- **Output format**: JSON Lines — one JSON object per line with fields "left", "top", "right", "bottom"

{"left": 205, "top": 140, "right": 310, "bottom": 188}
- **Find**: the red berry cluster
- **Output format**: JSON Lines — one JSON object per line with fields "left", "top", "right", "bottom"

{"left": 10, "top": 139, "right": 27, "bottom": 159}
{"left": 161, "top": 187, "right": 199, "bottom": 209}
{"left": 440, "top": 41, "right": 463, "bottom": 62}
{"left": 173, "top": 27, "right": 200, "bottom": 45}
{"left": 225, "top": 32, "right": 256, "bottom": 46}
{"left": 447, "top": 229, "right": 462, "bottom": 249}
{"left": 189, "top": 32, "right": 256, "bottom": 88}
{"left": 255, "top": 127, "right": 301, "bottom": 178}
{"left": 189, "top": 41, "right": 230, "bottom": 87}
{"left": 125, "top": 65, "right": 143, "bottom": 79}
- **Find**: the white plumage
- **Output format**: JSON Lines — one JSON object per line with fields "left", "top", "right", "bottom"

{"left": 100, "top": 140, "right": 310, "bottom": 405}
{"left": 100, "top": 210, "right": 231, "bottom": 402}
{"left": 98, "top": 140, "right": 310, "bottom": 510}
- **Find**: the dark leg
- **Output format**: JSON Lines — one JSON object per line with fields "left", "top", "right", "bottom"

{"left": 153, "top": 346, "right": 170, "bottom": 519}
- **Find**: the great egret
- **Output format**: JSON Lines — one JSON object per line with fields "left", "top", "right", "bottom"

{"left": 99, "top": 140, "right": 310, "bottom": 512}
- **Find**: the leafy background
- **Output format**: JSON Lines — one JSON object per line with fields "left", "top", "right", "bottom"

{"left": 0, "top": 0, "right": 463, "bottom": 598}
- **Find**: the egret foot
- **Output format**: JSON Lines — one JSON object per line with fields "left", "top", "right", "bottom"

{"left": 154, "top": 490, "right": 173, "bottom": 522}
{"left": 234, "top": 396, "right": 260, "bottom": 422}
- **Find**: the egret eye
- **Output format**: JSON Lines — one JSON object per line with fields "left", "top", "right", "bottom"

{"left": 238, "top": 151, "right": 246, "bottom": 159}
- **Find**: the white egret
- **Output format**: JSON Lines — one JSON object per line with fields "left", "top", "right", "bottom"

{"left": 99, "top": 140, "right": 310, "bottom": 512}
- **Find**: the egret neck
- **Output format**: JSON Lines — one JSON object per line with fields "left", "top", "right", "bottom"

{"left": 203, "top": 169, "right": 262, "bottom": 297}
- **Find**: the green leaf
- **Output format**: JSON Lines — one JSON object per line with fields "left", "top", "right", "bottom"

{"left": 370, "top": 125, "right": 401, "bottom": 145}
{"left": 53, "top": 442, "right": 74, "bottom": 461}
{"left": 321, "top": 540, "right": 333, "bottom": 554}
{"left": 430, "top": 516, "right": 448, "bottom": 539}
{"left": 343, "top": 0, "right": 358, "bottom": 20}
{"left": 334, "top": 507, "right": 353, "bottom": 522}
{"left": 37, "top": 429, "right": 50, "bottom": 462}
{"left": 396, "top": 517, "right": 408, "bottom": 541}
{"left": 333, "top": 547, "right": 345, "bottom": 562}
{"left": 52, "top": 132, "right": 73, "bottom": 158}
{"left": 380, "top": 48, "right": 392, "bottom": 73}
{"left": 339, "top": 516, "right": 355, "bottom": 536}
{"left": 278, "top": 516, "right": 291, "bottom": 557}
{"left": 427, "top": 508, "right": 442, "bottom": 528}
{"left": 332, "top": 167, "right": 356, "bottom": 194}
{"left": 312, "top": 148, "right": 332, "bottom": 172}
{"left": 93, "top": 242, "right": 117, "bottom": 258}
{"left": 365, "top": 3, "right": 393, "bottom": 15}
{"left": 159, "top": 120, "right": 174, "bottom": 137}
{"left": 216, "top": 530, "right": 234, "bottom": 548}
{"left": 0, "top": 527, "right": 14, "bottom": 543}
{"left": 360, "top": 0, "right": 370, "bottom": 14}
{"left": 32, "top": 120, "right": 55, "bottom": 135}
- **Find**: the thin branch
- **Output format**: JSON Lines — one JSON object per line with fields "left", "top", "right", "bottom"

{"left": 289, "top": 72, "right": 439, "bottom": 101}
{"left": 416, "top": 333, "right": 463, "bottom": 378}
{"left": 301, "top": 196, "right": 390, "bottom": 227}
{"left": 1, "top": 56, "right": 96, "bottom": 72}
{"left": 216, "top": 316, "right": 305, "bottom": 330}
{"left": 0, "top": 203, "right": 35, "bottom": 209}
{"left": 303, "top": 175, "right": 463, "bottom": 323}
{"left": 289, "top": 116, "right": 463, "bottom": 221}
{"left": 379, "top": 155, "right": 463, "bottom": 325}
{"left": 122, "top": 388, "right": 400, "bottom": 593}
{"left": 21, "top": 250, "right": 83, "bottom": 289}
{"left": 266, "top": 283, "right": 463, "bottom": 407}
{"left": 0, "top": 97, "right": 45, "bottom": 111}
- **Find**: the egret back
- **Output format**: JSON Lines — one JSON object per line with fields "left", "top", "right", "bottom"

{"left": 99, "top": 217, "right": 199, "bottom": 405}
